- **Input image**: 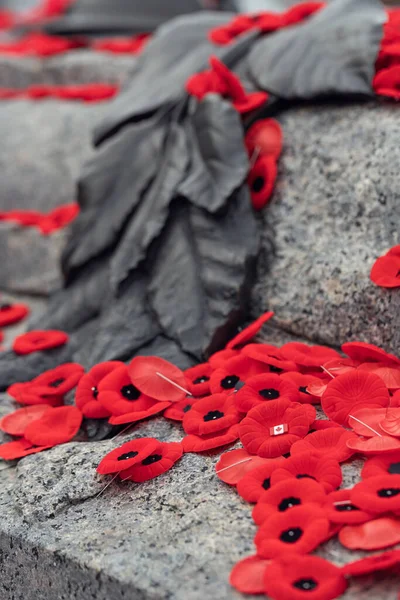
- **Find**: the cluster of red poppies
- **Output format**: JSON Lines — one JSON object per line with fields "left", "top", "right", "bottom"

{"left": 374, "top": 8, "right": 400, "bottom": 100}
{"left": 371, "top": 244, "right": 400, "bottom": 288}
{"left": 0, "top": 203, "right": 79, "bottom": 234}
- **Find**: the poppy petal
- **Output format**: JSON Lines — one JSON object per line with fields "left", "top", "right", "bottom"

{"left": 128, "top": 356, "right": 188, "bottom": 402}
{"left": 280, "top": 342, "right": 340, "bottom": 369}
{"left": 163, "top": 398, "right": 199, "bottom": 422}
{"left": 24, "top": 406, "right": 82, "bottom": 446}
{"left": 347, "top": 436, "right": 400, "bottom": 455}
{"left": 342, "top": 341, "right": 400, "bottom": 366}
{"left": 339, "top": 517, "right": 400, "bottom": 551}
{"left": 290, "top": 428, "right": 357, "bottom": 463}
{"left": 226, "top": 311, "right": 274, "bottom": 350}
{"left": 182, "top": 424, "right": 239, "bottom": 453}
{"left": 0, "top": 302, "right": 29, "bottom": 327}
{"left": 12, "top": 330, "right": 69, "bottom": 355}
{"left": 230, "top": 555, "right": 269, "bottom": 595}
{"left": 271, "top": 452, "right": 342, "bottom": 493}
{"left": 370, "top": 252, "right": 400, "bottom": 288}
{"left": 323, "top": 489, "right": 375, "bottom": 525}
{"left": 380, "top": 409, "right": 400, "bottom": 437}
{"left": 358, "top": 362, "right": 400, "bottom": 390}
{"left": 245, "top": 119, "right": 283, "bottom": 159}
{"left": 341, "top": 550, "right": 400, "bottom": 577}
{"left": 0, "top": 404, "right": 52, "bottom": 436}
{"left": 361, "top": 453, "right": 400, "bottom": 479}
{"left": 0, "top": 438, "right": 53, "bottom": 460}
{"left": 215, "top": 449, "right": 270, "bottom": 486}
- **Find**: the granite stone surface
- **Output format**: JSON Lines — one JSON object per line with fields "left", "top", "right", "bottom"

{"left": 252, "top": 101, "right": 400, "bottom": 355}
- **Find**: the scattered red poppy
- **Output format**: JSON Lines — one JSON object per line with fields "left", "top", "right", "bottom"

{"left": 346, "top": 435, "right": 400, "bottom": 455}
{"left": 235, "top": 373, "right": 299, "bottom": 413}
{"left": 226, "top": 312, "right": 274, "bottom": 350}
{"left": 323, "top": 489, "right": 375, "bottom": 525}
{"left": 348, "top": 407, "right": 388, "bottom": 437}
{"left": 290, "top": 428, "right": 357, "bottom": 463}
{"left": 239, "top": 399, "right": 310, "bottom": 458}
{"left": 0, "top": 404, "right": 52, "bottom": 436}
{"left": 97, "top": 437, "right": 162, "bottom": 475}
{"left": 38, "top": 203, "right": 80, "bottom": 234}
{"left": 163, "top": 398, "right": 199, "bottom": 422}
{"left": 280, "top": 342, "right": 341, "bottom": 369}
{"left": 75, "top": 361, "right": 123, "bottom": 419}
{"left": 321, "top": 370, "right": 390, "bottom": 426}
{"left": 342, "top": 341, "right": 400, "bottom": 366}
{"left": 208, "top": 348, "right": 240, "bottom": 368}
{"left": 245, "top": 119, "right": 283, "bottom": 159}
{"left": 254, "top": 504, "right": 330, "bottom": 558}
{"left": 236, "top": 458, "right": 286, "bottom": 502}
{"left": 119, "top": 441, "right": 183, "bottom": 482}
{"left": 341, "top": 550, "right": 400, "bottom": 577}
{"left": 361, "top": 453, "right": 400, "bottom": 479}
{"left": 358, "top": 362, "right": 400, "bottom": 390}
{"left": 0, "top": 437, "right": 53, "bottom": 460}
{"left": 24, "top": 405, "right": 82, "bottom": 446}
{"left": 26, "top": 83, "right": 119, "bottom": 103}
{"left": 339, "top": 517, "right": 400, "bottom": 550}
{"left": 0, "top": 302, "right": 29, "bottom": 327}
{"left": 264, "top": 554, "right": 347, "bottom": 600}
{"left": 380, "top": 408, "right": 400, "bottom": 437}
{"left": 215, "top": 448, "right": 270, "bottom": 486}
{"left": 6, "top": 382, "right": 63, "bottom": 407}
{"left": 184, "top": 363, "right": 212, "bottom": 397}
{"left": 182, "top": 424, "right": 239, "bottom": 453}
{"left": 93, "top": 34, "right": 150, "bottom": 54}
{"left": 29, "top": 362, "right": 84, "bottom": 396}
{"left": 247, "top": 156, "right": 277, "bottom": 211}
{"left": 252, "top": 478, "right": 326, "bottom": 525}
{"left": 13, "top": 330, "right": 68, "bottom": 355}
{"left": 210, "top": 355, "right": 266, "bottom": 394}
{"left": 0, "top": 32, "right": 83, "bottom": 57}
{"left": 351, "top": 474, "right": 400, "bottom": 514}
{"left": 230, "top": 555, "right": 270, "bottom": 595}
{"left": 182, "top": 393, "right": 241, "bottom": 436}
{"left": 280, "top": 371, "right": 321, "bottom": 404}
{"left": 128, "top": 356, "right": 188, "bottom": 402}
{"left": 243, "top": 345, "right": 298, "bottom": 373}
{"left": 373, "top": 66, "right": 400, "bottom": 100}
{"left": 271, "top": 452, "right": 342, "bottom": 492}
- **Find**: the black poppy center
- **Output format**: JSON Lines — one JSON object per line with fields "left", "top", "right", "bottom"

{"left": 269, "top": 365, "right": 283, "bottom": 373}
{"left": 117, "top": 451, "right": 139, "bottom": 462}
{"left": 335, "top": 503, "right": 359, "bottom": 512}
{"left": 262, "top": 477, "right": 271, "bottom": 490}
{"left": 252, "top": 176, "right": 265, "bottom": 193}
{"left": 221, "top": 375, "right": 240, "bottom": 390}
{"left": 48, "top": 378, "right": 65, "bottom": 388}
{"left": 120, "top": 384, "right": 141, "bottom": 400}
{"left": 296, "top": 474, "right": 316, "bottom": 481}
{"left": 259, "top": 388, "right": 280, "bottom": 400}
{"left": 377, "top": 487, "right": 400, "bottom": 498}
{"left": 388, "top": 462, "right": 400, "bottom": 475}
{"left": 280, "top": 527, "right": 303, "bottom": 543}
{"left": 396, "top": 269, "right": 400, "bottom": 278}
{"left": 293, "top": 578, "right": 318, "bottom": 592}
{"left": 299, "top": 386, "right": 311, "bottom": 395}
{"left": 142, "top": 454, "right": 162, "bottom": 466}
{"left": 91, "top": 386, "right": 99, "bottom": 399}
{"left": 204, "top": 410, "right": 224, "bottom": 422}
{"left": 278, "top": 496, "right": 301, "bottom": 512}
{"left": 0, "top": 303, "right": 12, "bottom": 311}
{"left": 193, "top": 376, "right": 209, "bottom": 384}
{"left": 182, "top": 404, "right": 192, "bottom": 413}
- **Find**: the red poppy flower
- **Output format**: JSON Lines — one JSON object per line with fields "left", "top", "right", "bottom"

{"left": 163, "top": 397, "right": 199, "bottom": 422}
{"left": 245, "top": 119, "right": 283, "bottom": 159}
{"left": 182, "top": 393, "right": 241, "bottom": 436}
{"left": 252, "top": 478, "right": 326, "bottom": 525}
{"left": 339, "top": 517, "right": 400, "bottom": 551}
{"left": 347, "top": 435, "right": 400, "bottom": 455}
{"left": 97, "top": 437, "right": 162, "bottom": 475}
{"left": 209, "top": 355, "right": 266, "bottom": 394}
{"left": 98, "top": 366, "right": 170, "bottom": 424}
{"left": 226, "top": 311, "right": 274, "bottom": 350}
{"left": 373, "top": 66, "right": 400, "bottom": 100}
{"left": 239, "top": 399, "right": 310, "bottom": 458}
{"left": 371, "top": 251, "right": 400, "bottom": 288}
{"left": 271, "top": 452, "right": 342, "bottom": 492}
{"left": 7, "top": 382, "right": 63, "bottom": 407}
{"left": 380, "top": 408, "right": 400, "bottom": 437}
{"left": 0, "top": 302, "right": 29, "bottom": 327}
{"left": 282, "top": 1, "right": 324, "bottom": 26}
{"left": 358, "top": 362, "right": 400, "bottom": 390}
{"left": 0, "top": 438, "right": 53, "bottom": 460}
{"left": 322, "top": 357, "right": 359, "bottom": 376}
{"left": 215, "top": 448, "right": 270, "bottom": 485}
{"left": 93, "top": 34, "right": 150, "bottom": 54}
{"left": 342, "top": 341, "right": 400, "bottom": 366}
{"left": 38, "top": 203, "right": 80, "bottom": 234}
{"left": 235, "top": 373, "right": 299, "bottom": 413}
{"left": 280, "top": 371, "right": 322, "bottom": 404}
{"left": 0, "top": 32, "right": 83, "bottom": 57}
{"left": 280, "top": 342, "right": 341, "bottom": 369}
{"left": 290, "top": 428, "right": 357, "bottom": 463}
{"left": 254, "top": 504, "right": 330, "bottom": 558}
{"left": 264, "top": 554, "right": 347, "bottom": 600}
{"left": 243, "top": 345, "right": 299, "bottom": 373}
{"left": 75, "top": 361, "right": 123, "bottom": 419}
{"left": 236, "top": 458, "right": 286, "bottom": 502}
{"left": 247, "top": 156, "right": 277, "bottom": 211}
{"left": 24, "top": 405, "right": 82, "bottom": 446}
{"left": 208, "top": 348, "right": 240, "bottom": 368}
{"left": 321, "top": 370, "right": 390, "bottom": 426}
{"left": 184, "top": 363, "right": 212, "bottom": 397}
{"left": 348, "top": 407, "right": 388, "bottom": 437}
{"left": 323, "top": 489, "right": 375, "bottom": 525}
{"left": 119, "top": 441, "right": 183, "bottom": 482}
{"left": 182, "top": 424, "right": 239, "bottom": 453}
{"left": 351, "top": 474, "right": 400, "bottom": 514}
{"left": 230, "top": 555, "right": 270, "bottom": 595}
{"left": 185, "top": 69, "right": 227, "bottom": 100}
{"left": 25, "top": 83, "right": 119, "bottom": 103}
{"left": 0, "top": 404, "right": 52, "bottom": 436}
{"left": 28, "top": 362, "right": 84, "bottom": 397}
{"left": 362, "top": 453, "right": 400, "bottom": 479}
{"left": 13, "top": 330, "right": 69, "bottom": 355}
{"left": 128, "top": 356, "right": 188, "bottom": 402}
{"left": 341, "top": 550, "right": 400, "bottom": 577}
